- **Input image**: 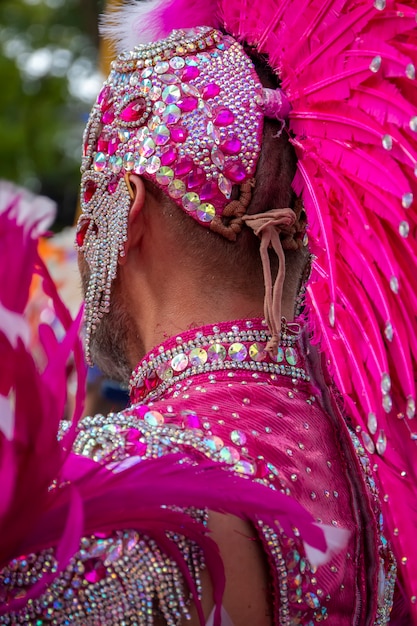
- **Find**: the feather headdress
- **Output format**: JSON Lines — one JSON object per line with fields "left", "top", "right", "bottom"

{"left": 100, "top": 0, "right": 417, "bottom": 618}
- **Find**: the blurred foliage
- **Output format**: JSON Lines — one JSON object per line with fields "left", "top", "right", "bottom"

{"left": 0, "top": 0, "right": 106, "bottom": 228}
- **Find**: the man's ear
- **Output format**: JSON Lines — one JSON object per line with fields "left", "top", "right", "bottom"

{"left": 119, "top": 173, "right": 146, "bottom": 265}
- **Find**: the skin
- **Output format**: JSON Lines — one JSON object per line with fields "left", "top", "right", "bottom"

{"left": 79, "top": 173, "right": 305, "bottom": 624}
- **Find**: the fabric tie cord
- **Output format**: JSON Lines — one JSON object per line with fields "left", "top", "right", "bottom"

{"left": 242, "top": 208, "right": 296, "bottom": 356}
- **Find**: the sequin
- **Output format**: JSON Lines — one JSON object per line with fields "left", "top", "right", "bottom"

{"left": 228, "top": 342, "right": 248, "bottom": 362}
{"left": 171, "top": 353, "right": 189, "bottom": 372}
{"left": 146, "top": 156, "right": 161, "bottom": 174}
{"left": 162, "top": 85, "right": 181, "bottom": 103}
{"left": 168, "top": 179, "right": 186, "bottom": 199}
{"left": 285, "top": 347, "right": 298, "bottom": 366}
{"left": 155, "top": 166, "right": 174, "bottom": 185}
{"left": 207, "top": 343, "right": 226, "bottom": 362}
{"left": 196, "top": 203, "right": 215, "bottom": 222}
{"left": 249, "top": 342, "right": 266, "bottom": 362}
{"left": 182, "top": 192, "right": 200, "bottom": 212}
{"left": 189, "top": 348, "right": 208, "bottom": 366}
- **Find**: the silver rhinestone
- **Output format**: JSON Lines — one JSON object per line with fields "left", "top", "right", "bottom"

{"left": 399, "top": 221, "right": 409, "bottom": 238}
{"left": 329, "top": 302, "right": 335, "bottom": 327}
{"left": 406, "top": 396, "right": 416, "bottom": 419}
{"left": 402, "top": 192, "right": 413, "bottom": 208}
{"left": 362, "top": 431, "right": 375, "bottom": 454}
{"left": 384, "top": 321, "right": 393, "bottom": 342}
{"left": 382, "top": 134, "right": 393, "bottom": 150}
{"left": 376, "top": 429, "right": 387, "bottom": 455}
{"left": 382, "top": 393, "right": 393, "bottom": 413}
{"left": 369, "top": 55, "right": 382, "bottom": 72}
{"left": 368, "top": 412, "right": 378, "bottom": 435}
{"left": 410, "top": 116, "right": 417, "bottom": 132}
{"left": 374, "top": 0, "right": 386, "bottom": 8}
{"left": 390, "top": 276, "right": 399, "bottom": 293}
{"left": 406, "top": 63, "right": 416, "bottom": 80}
{"left": 381, "top": 372, "right": 391, "bottom": 393}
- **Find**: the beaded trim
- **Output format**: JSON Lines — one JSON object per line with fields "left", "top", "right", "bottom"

{"left": 129, "top": 319, "right": 308, "bottom": 403}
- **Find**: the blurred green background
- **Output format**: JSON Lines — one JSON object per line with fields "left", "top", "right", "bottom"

{"left": 0, "top": 0, "right": 106, "bottom": 228}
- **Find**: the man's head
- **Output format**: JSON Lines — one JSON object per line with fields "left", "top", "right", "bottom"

{"left": 77, "top": 26, "right": 306, "bottom": 379}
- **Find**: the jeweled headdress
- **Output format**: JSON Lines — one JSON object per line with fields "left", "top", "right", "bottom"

{"left": 76, "top": 0, "right": 417, "bottom": 617}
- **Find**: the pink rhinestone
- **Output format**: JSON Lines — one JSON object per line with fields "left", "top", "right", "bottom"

{"left": 182, "top": 65, "right": 200, "bottom": 81}
{"left": 102, "top": 104, "right": 115, "bottom": 125}
{"left": 120, "top": 97, "right": 146, "bottom": 122}
{"left": 214, "top": 108, "right": 235, "bottom": 126}
{"left": 161, "top": 147, "right": 177, "bottom": 165}
{"left": 187, "top": 168, "right": 206, "bottom": 190}
{"left": 224, "top": 161, "right": 247, "bottom": 183}
{"left": 97, "top": 134, "right": 109, "bottom": 152}
{"left": 83, "top": 180, "right": 97, "bottom": 203}
{"left": 202, "top": 83, "right": 220, "bottom": 99}
{"left": 221, "top": 137, "right": 242, "bottom": 155}
{"left": 174, "top": 157, "right": 193, "bottom": 176}
{"left": 108, "top": 136, "right": 120, "bottom": 156}
{"left": 200, "top": 181, "right": 218, "bottom": 201}
{"left": 171, "top": 126, "right": 188, "bottom": 142}
{"left": 184, "top": 413, "right": 201, "bottom": 429}
{"left": 107, "top": 176, "right": 119, "bottom": 194}
{"left": 83, "top": 559, "right": 107, "bottom": 583}
{"left": 178, "top": 96, "right": 198, "bottom": 112}
{"left": 98, "top": 85, "right": 111, "bottom": 106}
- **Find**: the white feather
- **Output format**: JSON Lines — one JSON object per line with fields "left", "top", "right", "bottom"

{"left": 100, "top": 0, "right": 167, "bottom": 53}
{"left": 303, "top": 523, "right": 350, "bottom": 567}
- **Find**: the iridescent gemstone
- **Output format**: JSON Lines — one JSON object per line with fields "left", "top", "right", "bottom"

{"left": 171, "top": 352, "right": 189, "bottom": 372}
{"left": 153, "top": 124, "right": 170, "bottom": 145}
{"left": 168, "top": 179, "right": 186, "bottom": 199}
{"left": 182, "top": 84, "right": 199, "bottom": 97}
{"left": 162, "top": 104, "right": 181, "bottom": 124}
{"left": 178, "top": 96, "right": 198, "bottom": 111}
{"left": 170, "top": 56, "right": 185, "bottom": 69}
{"left": 160, "top": 73, "right": 180, "bottom": 84}
{"left": 154, "top": 61, "right": 169, "bottom": 74}
{"left": 182, "top": 191, "right": 200, "bottom": 212}
{"left": 156, "top": 362, "right": 173, "bottom": 380}
{"left": 109, "top": 155, "right": 123, "bottom": 173}
{"left": 286, "top": 549, "right": 300, "bottom": 570}
{"left": 102, "top": 104, "right": 115, "bottom": 124}
{"left": 207, "top": 343, "right": 226, "bottom": 362}
{"left": 381, "top": 372, "right": 391, "bottom": 393}
{"left": 129, "top": 72, "right": 141, "bottom": 86}
{"left": 369, "top": 55, "right": 382, "bottom": 73}
{"left": 204, "top": 436, "right": 224, "bottom": 452}
{"left": 161, "top": 147, "right": 177, "bottom": 165}
{"left": 207, "top": 121, "right": 220, "bottom": 143}
{"left": 382, "top": 393, "right": 392, "bottom": 413}
{"left": 162, "top": 85, "right": 181, "bottom": 103}
{"left": 149, "top": 86, "right": 162, "bottom": 101}
{"left": 211, "top": 146, "right": 225, "bottom": 168}
{"left": 118, "top": 129, "right": 131, "bottom": 143}
{"left": 275, "top": 347, "right": 284, "bottom": 363}
{"left": 376, "top": 429, "right": 387, "bottom": 455}
{"left": 196, "top": 202, "right": 215, "bottom": 222}
{"left": 249, "top": 342, "right": 266, "bottom": 362}
{"left": 134, "top": 156, "right": 147, "bottom": 174}
{"left": 382, "top": 134, "right": 393, "bottom": 150}
{"left": 224, "top": 161, "right": 247, "bottom": 183}
{"left": 221, "top": 137, "right": 242, "bottom": 155}
{"left": 120, "top": 98, "right": 147, "bottom": 122}
{"left": 144, "top": 410, "right": 165, "bottom": 426}
{"left": 155, "top": 166, "right": 174, "bottom": 185}
{"left": 182, "top": 65, "right": 200, "bottom": 81}
{"left": 189, "top": 347, "right": 208, "bottom": 366}
{"left": 171, "top": 126, "right": 188, "bottom": 142}
{"left": 218, "top": 173, "right": 232, "bottom": 198}
{"left": 187, "top": 167, "right": 206, "bottom": 189}
{"left": 141, "top": 67, "right": 153, "bottom": 79}
{"left": 406, "top": 396, "right": 416, "bottom": 419}
{"left": 234, "top": 460, "right": 256, "bottom": 476}
{"left": 108, "top": 136, "right": 120, "bottom": 156}
{"left": 214, "top": 108, "right": 235, "bottom": 126}
{"left": 148, "top": 115, "right": 161, "bottom": 131}
{"left": 399, "top": 221, "right": 409, "bottom": 238}
{"left": 93, "top": 152, "right": 107, "bottom": 171}
{"left": 367, "top": 412, "right": 378, "bottom": 435}
{"left": 153, "top": 100, "right": 167, "bottom": 115}
{"left": 198, "top": 181, "right": 217, "bottom": 201}
{"left": 175, "top": 157, "right": 194, "bottom": 176}
{"left": 231, "top": 430, "right": 247, "bottom": 446}
{"left": 123, "top": 152, "right": 135, "bottom": 170}
{"left": 219, "top": 446, "right": 240, "bottom": 464}
{"left": 138, "top": 137, "right": 156, "bottom": 157}
{"left": 362, "top": 431, "right": 375, "bottom": 454}
{"left": 146, "top": 155, "right": 161, "bottom": 174}
{"left": 304, "top": 592, "right": 320, "bottom": 609}
{"left": 228, "top": 342, "right": 248, "bottom": 362}
{"left": 390, "top": 276, "right": 399, "bottom": 293}
{"left": 137, "top": 127, "right": 150, "bottom": 141}
{"left": 140, "top": 78, "right": 152, "bottom": 94}
{"left": 202, "top": 82, "right": 220, "bottom": 99}
{"left": 285, "top": 347, "right": 298, "bottom": 365}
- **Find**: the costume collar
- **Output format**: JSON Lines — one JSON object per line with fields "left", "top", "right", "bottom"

{"left": 129, "top": 317, "right": 307, "bottom": 403}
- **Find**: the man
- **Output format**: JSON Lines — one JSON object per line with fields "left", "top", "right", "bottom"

{"left": 1, "top": 1, "right": 417, "bottom": 624}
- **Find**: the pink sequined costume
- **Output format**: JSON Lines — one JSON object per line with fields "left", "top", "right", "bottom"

{"left": 1, "top": 0, "right": 417, "bottom": 623}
